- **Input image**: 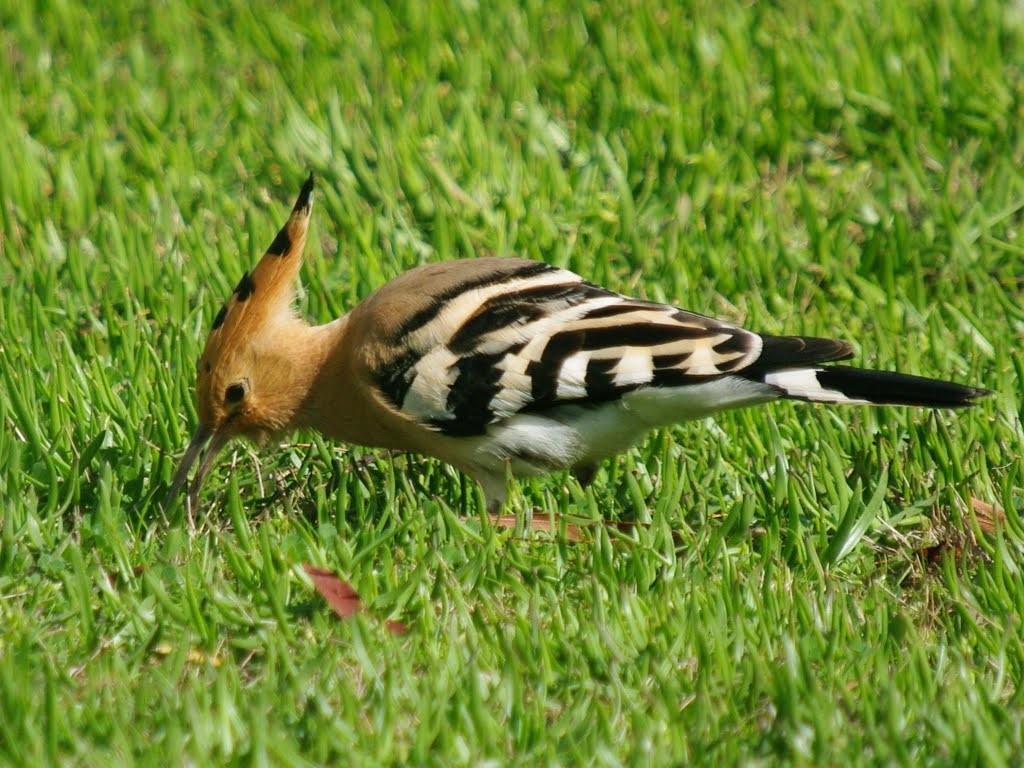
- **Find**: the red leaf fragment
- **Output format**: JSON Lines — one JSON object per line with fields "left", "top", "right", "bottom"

{"left": 304, "top": 564, "right": 362, "bottom": 618}
{"left": 385, "top": 620, "right": 409, "bottom": 635}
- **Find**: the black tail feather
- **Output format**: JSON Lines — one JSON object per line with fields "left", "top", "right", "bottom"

{"left": 750, "top": 335, "right": 855, "bottom": 373}
{"left": 809, "top": 367, "right": 989, "bottom": 408}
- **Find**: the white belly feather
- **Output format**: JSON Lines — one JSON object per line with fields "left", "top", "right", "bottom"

{"left": 458, "top": 376, "right": 780, "bottom": 478}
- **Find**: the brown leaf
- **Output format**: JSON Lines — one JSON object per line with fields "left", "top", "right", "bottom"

{"left": 384, "top": 619, "right": 409, "bottom": 635}
{"left": 970, "top": 498, "right": 1007, "bottom": 535}
{"left": 106, "top": 564, "right": 145, "bottom": 589}
{"left": 912, "top": 498, "right": 1007, "bottom": 573}
{"left": 303, "top": 563, "right": 407, "bottom": 635}
{"left": 484, "top": 514, "right": 683, "bottom": 544}
{"left": 488, "top": 513, "right": 585, "bottom": 542}
{"left": 304, "top": 564, "right": 362, "bottom": 618}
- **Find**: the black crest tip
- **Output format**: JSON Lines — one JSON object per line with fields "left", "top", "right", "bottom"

{"left": 294, "top": 172, "right": 315, "bottom": 213}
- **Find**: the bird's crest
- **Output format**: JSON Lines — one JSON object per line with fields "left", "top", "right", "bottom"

{"left": 202, "top": 173, "right": 315, "bottom": 354}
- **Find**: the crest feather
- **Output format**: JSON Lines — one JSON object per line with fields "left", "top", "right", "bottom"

{"left": 207, "top": 174, "right": 316, "bottom": 342}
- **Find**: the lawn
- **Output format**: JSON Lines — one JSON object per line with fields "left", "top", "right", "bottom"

{"left": 1, "top": 0, "right": 1022, "bottom": 764}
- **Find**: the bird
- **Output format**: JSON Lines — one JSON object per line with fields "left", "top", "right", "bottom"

{"left": 165, "top": 174, "right": 990, "bottom": 517}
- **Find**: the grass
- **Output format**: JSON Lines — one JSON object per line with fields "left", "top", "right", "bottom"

{"left": 1, "top": 0, "right": 1022, "bottom": 764}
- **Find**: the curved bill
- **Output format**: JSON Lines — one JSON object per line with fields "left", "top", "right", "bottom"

{"left": 163, "top": 425, "right": 232, "bottom": 515}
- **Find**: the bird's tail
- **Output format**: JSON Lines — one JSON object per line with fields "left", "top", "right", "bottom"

{"left": 740, "top": 333, "right": 990, "bottom": 408}
{"left": 756, "top": 365, "right": 990, "bottom": 408}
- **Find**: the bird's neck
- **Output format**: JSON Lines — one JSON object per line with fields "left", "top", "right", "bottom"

{"left": 279, "top": 313, "right": 387, "bottom": 446}
{"left": 275, "top": 315, "right": 349, "bottom": 430}
{"left": 271, "top": 313, "right": 416, "bottom": 452}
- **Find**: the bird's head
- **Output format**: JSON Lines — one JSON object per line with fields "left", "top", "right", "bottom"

{"left": 165, "top": 174, "right": 315, "bottom": 514}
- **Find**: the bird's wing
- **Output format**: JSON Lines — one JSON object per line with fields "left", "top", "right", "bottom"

{"left": 362, "top": 259, "right": 854, "bottom": 437}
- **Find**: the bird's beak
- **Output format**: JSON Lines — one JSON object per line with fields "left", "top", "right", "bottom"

{"left": 163, "top": 424, "right": 233, "bottom": 515}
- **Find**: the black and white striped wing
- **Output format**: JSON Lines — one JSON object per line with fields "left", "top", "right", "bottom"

{"left": 372, "top": 260, "right": 765, "bottom": 437}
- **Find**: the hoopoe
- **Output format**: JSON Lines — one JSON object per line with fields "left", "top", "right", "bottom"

{"left": 166, "top": 174, "right": 990, "bottom": 516}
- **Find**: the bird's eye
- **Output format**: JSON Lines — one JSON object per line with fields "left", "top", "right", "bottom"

{"left": 225, "top": 383, "right": 246, "bottom": 404}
